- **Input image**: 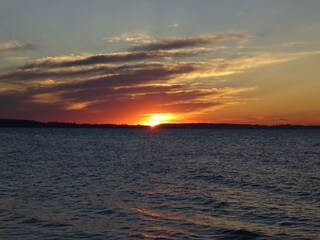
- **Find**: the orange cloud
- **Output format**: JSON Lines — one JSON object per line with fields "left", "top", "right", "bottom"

{"left": 1, "top": 33, "right": 317, "bottom": 124}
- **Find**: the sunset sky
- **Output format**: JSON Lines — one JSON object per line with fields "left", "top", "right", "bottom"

{"left": 0, "top": 0, "right": 320, "bottom": 125}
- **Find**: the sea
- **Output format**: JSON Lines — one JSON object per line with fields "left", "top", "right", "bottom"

{"left": 0, "top": 128, "right": 319, "bottom": 239}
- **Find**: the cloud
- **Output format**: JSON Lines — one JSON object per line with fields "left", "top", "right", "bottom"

{"left": 131, "top": 33, "right": 248, "bottom": 51}
{"left": 2, "top": 51, "right": 298, "bottom": 85}
{"left": 0, "top": 41, "right": 36, "bottom": 52}
{"left": 0, "top": 50, "right": 312, "bottom": 123}
{"left": 4, "top": 56, "right": 29, "bottom": 62}
{"left": 1, "top": 32, "right": 315, "bottom": 124}
{"left": 19, "top": 48, "right": 210, "bottom": 70}
{"left": 169, "top": 23, "right": 180, "bottom": 28}
{"left": 0, "top": 56, "right": 240, "bottom": 123}
{"left": 105, "top": 33, "right": 154, "bottom": 44}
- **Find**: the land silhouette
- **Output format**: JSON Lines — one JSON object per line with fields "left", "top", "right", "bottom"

{"left": 0, "top": 119, "right": 319, "bottom": 129}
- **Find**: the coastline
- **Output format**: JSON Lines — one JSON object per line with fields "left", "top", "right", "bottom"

{"left": 1, "top": 119, "right": 319, "bottom": 129}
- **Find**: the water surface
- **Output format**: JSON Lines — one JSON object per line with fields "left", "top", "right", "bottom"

{"left": 0, "top": 128, "right": 319, "bottom": 239}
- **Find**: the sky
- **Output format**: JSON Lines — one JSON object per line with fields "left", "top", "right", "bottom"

{"left": 0, "top": 0, "right": 320, "bottom": 125}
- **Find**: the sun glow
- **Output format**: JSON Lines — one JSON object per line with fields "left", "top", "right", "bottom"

{"left": 143, "top": 113, "right": 174, "bottom": 127}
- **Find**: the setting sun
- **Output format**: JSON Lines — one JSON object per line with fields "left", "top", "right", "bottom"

{"left": 143, "top": 113, "right": 174, "bottom": 127}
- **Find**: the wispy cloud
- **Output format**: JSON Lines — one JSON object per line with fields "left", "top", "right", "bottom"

{"left": 105, "top": 33, "right": 154, "bottom": 44}
{"left": 0, "top": 41, "right": 36, "bottom": 52}
{"left": 131, "top": 33, "right": 248, "bottom": 51}
{"left": 169, "top": 23, "right": 180, "bottom": 28}
{"left": 4, "top": 56, "right": 29, "bottom": 62}
{"left": 1, "top": 33, "right": 316, "bottom": 124}
{"left": 2, "top": 52, "right": 303, "bottom": 85}
{"left": 20, "top": 48, "right": 211, "bottom": 70}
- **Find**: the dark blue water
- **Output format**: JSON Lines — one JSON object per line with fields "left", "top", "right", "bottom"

{"left": 0, "top": 128, "right": 319, "bottom": 239}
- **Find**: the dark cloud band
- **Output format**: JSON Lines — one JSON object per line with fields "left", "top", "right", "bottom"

{"left": 131, "top": 33, "right": 247, "bottom": 51}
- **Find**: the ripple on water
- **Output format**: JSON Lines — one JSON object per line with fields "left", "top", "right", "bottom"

{"left": 0, "top": 128, "right": 320, "bottom": 239}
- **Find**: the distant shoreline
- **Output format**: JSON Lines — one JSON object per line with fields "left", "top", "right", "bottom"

{"left": 0, "top": 119, "right": 319, "bottom": 129}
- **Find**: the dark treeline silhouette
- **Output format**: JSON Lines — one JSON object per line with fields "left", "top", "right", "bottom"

{"left": 0, "top": 119, "right": 140, "bottom": 128}
{"left": 0, "top": 119, "right": 319, "bottom": 129}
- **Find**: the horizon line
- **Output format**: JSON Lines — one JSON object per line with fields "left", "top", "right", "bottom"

{"left": 1, "top": 119, "right": 320, "bottom": 128}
